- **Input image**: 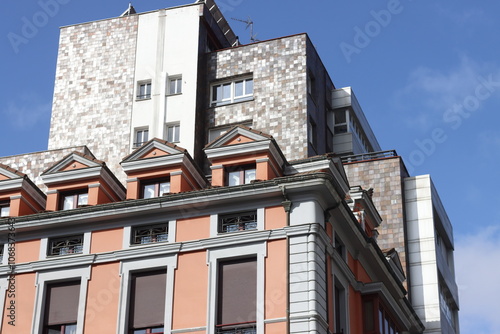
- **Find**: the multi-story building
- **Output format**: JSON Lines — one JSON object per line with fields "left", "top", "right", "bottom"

{"left": 0, "top": 1, "right": 458, "bottom": 334}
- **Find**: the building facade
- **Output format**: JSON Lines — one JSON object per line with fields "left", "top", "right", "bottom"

{"left": 0, "top": 1, "right": 458, "bottom": 333}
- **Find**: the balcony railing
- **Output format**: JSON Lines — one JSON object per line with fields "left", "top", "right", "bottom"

{"left": 216, "top": 322, "right": 256, "bottom": 334}
{"left": 341, "top": 150, "right": 398, "bottom": 163}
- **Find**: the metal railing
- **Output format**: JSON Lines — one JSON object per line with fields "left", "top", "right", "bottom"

{"left": 341, "top": 150, "right": 398, "bottom": 164}
{"left": 216, "top": 322, "right": 257, "bottom": 334}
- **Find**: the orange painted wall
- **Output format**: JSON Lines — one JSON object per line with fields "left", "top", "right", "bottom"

{"left": 0, "top": 173, "right": 9, "bottom": 181}
{"left": 90, "top": 228, "right": 123, "bottom": 253}
{"left": 225, "top": 134, "right": 253, "bottom": 145}
{"left": 176, "top": 216, "right": 210, "bottom": 242}
{"left": 126, "top": 180, "right": 140, "bottom": 199}
{"left": 211, "top": 167, "right": 224, "bottom": 187}
{"left": 171, "top": 174, "right": 182, "bottom": 193}
{"left": 265, "top": 321, "right": 287, "bottom": 333}
{"left": 8, "top": 198, "right": 21, "bottom": 217}
{"left": 61, "top": 161, "right": 88, "bottom": 171}
{"left": 349, "top": 286, "right": 363, "bottom": 334}
{"left": 348, "top": 252, "right": 372, "bottom": 284}
{"left": 265, "top": 239, "right": 288, "bottom": 320}
{"left": 84, "top": 263, "right": 121, "bottom": 333}
{"left": 172, "top": 251, "right": 208, "bottom": 330}
{"left": 15, "top": 240, "right": 40, "bottom": 263}
{"left": 46, "top": 192, "right": 59, "bottom": 211}
{"left": 265, "top": 206, "right": 287, "bottom": 230}
{"left": 140, "top": 148, "right": 169, "bottom": 159}
{"left": 1, "top": 272, "right": 36, "bottom": 333}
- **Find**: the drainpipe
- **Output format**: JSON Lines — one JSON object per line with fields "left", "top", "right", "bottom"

{"left": 280, "top": 186, "right": 292, "bottom": 333}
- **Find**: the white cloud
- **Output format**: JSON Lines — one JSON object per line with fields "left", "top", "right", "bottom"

{"left": 455, "top": 226, "right": 500, "bottom": 334}
{"left": 2, "top": 94, "right": 51, "bottom": 129}
{"left": 393, "top": 56, "right": 500, "bottom": 131}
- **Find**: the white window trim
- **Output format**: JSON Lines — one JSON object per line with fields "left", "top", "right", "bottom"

{"left": 122, "top": 221, "right": 176, "bottom": 249}
{"left": 167, "top": 76, "right": 182, "bottom": 95}
{"left": 117, "top": 255, "right": 177, "bottom": 334}
{"left": 133, "top": 127, "right": 149, "bottom": 148}
{"left": 32, "top": 266, "right": 91, "bottom": 334}
{"left": 206, "top": 242, "right": 267, "bottom": 334}
{"left": 165, "top": 122, "right": 181, "bottom": 143}
{"left": 210, "top": 208, "right": 264, "bottom": 237}
{"left": 137, "top": 80, "right": 152, "bottom": 100}
{"left": 39, "top": 232, "right": 91, "bottom": 261}
{"left": 210, "top": 77, "right": 254, "bottom": 107}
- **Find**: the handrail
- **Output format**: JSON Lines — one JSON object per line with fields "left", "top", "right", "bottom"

{"left": 341, "top": 150, "right": 398, "bottom": 163}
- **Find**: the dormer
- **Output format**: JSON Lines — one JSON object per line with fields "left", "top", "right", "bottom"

{"left": 121, "top": 138, "right": 207, "bottom": 200}
{"left": 347, "top": 186, "right": 382, "bottom": 239}
{"left": 0, "top": 163, "right": 46, "bottom": 217}
{"left": 204, "top": 126, "right": 286, "bottom": 187}
{"left": 41, "top": 152, "right": 125, "bottom": 211}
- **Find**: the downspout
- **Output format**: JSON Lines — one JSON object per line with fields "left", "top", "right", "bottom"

{"left": 280, "top": 186, "right": 292, "bottom": 334}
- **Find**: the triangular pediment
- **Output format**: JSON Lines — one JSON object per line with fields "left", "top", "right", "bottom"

{"left": 0, "top": 163, "right": 25, "bottom": 180}
{"left": 43, "top": 151, "right": 103, "bottom": 175}
{"left": 122, "top": 138, "right": 186, "bottom": 163}
{"left": 205, "top": 125, "right": 273, "bottom": 149}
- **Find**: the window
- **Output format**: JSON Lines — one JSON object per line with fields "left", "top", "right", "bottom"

{"left": 131, "top": 224, "right": 168, "bottom": 245}
{"left": 137, "top": 81, "right": 152, "bottom": 100}
{"left": 168, "top": 77, "right": 182, "bottom": 95}
{"left": 165, "top": 123, "right": 180, "bottom": 143}
{"left": 0, "top": 245, "right": 4, "bottom": 264}
{"left": 141, "top": 179, "right": 170, "bottom": 199}
{"left": 129, "top": 270, "right": 167, "bottom": 334}
{"left": 211, "top": 77, "right": 253, "bottom": 106}
{"left": 226, "top": 165, "right": 256, "bottom": 186}
{"left": 134, "top": 129, "right": 149, "bottom": 148}
{"left": 48, "top": 235, "right": 84, "bottom": 256}
{"left": 219, "top": 211, "right": 257, "bottom": 233}
{"left": 60, "top": 191, "right": 88, "bottom": 210}
{"left": 216, "top": 258, "right": 257, "bottom": 334}
{"left": 308, "top": 118, "right": 317, "bottom": 148}
{"left": 334, "top": 110, "right": 348, "bottom": 134}
{"left": 43, "top": 281, "right": 80, "bottom": 334}
{"left": 334, "top": 283, "right": 346, "bottom": 334}
{"left": 0, "top": 202, "right": 10, "bottom": 217}
{"left": 307, "top": 71, "right": 316, "bottom": 99}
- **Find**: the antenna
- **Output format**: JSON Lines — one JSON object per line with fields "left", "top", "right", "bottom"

{"left": 231, "top": 17, "right": 259, "bottom": 43}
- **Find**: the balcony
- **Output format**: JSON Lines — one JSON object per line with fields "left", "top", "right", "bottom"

{"left": 216, "top": 322, "right": 256, "bottom": 334}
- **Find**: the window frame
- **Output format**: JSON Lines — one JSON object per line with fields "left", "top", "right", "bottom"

{"left": 168, "top": 76, "right": 182, "bottom": 95}
{"left": 165, "top": 123, "right": 180, "bottom": 143}
{"left": 137, "top": 81, "right": 152, "bottom": 100}
{"left": 47, "top": 234, "right": 84, "bottom": 257}
{"left": 218, "top": 210, "right": 258, "bottom": 234}
{"left": 0, "top": 201, "right": 10, "bottom": 217}
{"left": 134, "top": 128, "right": 149, "bottom": 149}
{"left": 225, "top": 164, "right": 256, "bottom": 186}
{"left": 141, "top": 178, "right": 171, "bottom": 199}
{"left": 211, "top": 77, "right": 254, "bottom": 107}
{"left": 130, "top": 223, "right": 169, "bottom": 245}
{"left": 59, "top": 190, "right": 88, "bottom": 211}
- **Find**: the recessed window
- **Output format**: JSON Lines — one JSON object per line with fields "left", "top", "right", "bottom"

{"left": 226, "top": 164, "right": 256, "bottom": 186}
{"left": 168, "top": 76, "right": 182, "bottom": 95}
{"left": 131, "top": 224, "right": 169, "bottom": 245}
{"left": 219, "top": 211, "right": 257, "bottom": 233}
{"left": 134, "top": 128, "right": 149, "bottom": 148}
{"left": 60, "top": 191, "right": 88, "bottom": 210}
{"left": 137, "top": 81, "right": 152, "bottom": 100}
{"left": 307, "top": 71, "right": 316, "bottom": 99}
{"left": 48, "top": 235, "right": 84, "bottom": 256}
{"left": 216, "top": 258, "right": 257, "bottom": 333}
{"left": 211, "top": 77, "right": 253, "bottom": 107}
{"left": 334, "top": 110, "right": 348, "bottom": 134}
{"left": 129, "top": 270, "right": 167, "bottom": 333}
{"left": 44, "top": 281, "right": 80, "bottom": 334}
{"left": 308, "top": 117, "right": 317, "bottom": 149}
{"left": 165, "top": 123, "right": 180, "bottom": 143}
{"left": 0, "top": 202, "right": 10, "bottom": 217}
{"left": 0, "top": 245, "right": 4, "bottom": 264}
{"left": 141, "top": 179, "right": 170, "bottom": 199}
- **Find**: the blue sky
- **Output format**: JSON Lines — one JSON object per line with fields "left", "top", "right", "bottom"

{"left": 1, "top": 0, "right": 498, "bottom": 332}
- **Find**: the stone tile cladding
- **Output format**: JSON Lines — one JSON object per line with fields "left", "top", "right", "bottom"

{"left": 48, "top": 16, "right": 139, "bottom": 183}
{"left": 344, "top": 157, "right": 409, "bottom": 289}
{"left": 207, "top": 35, "right": 309, "bottom": 161}
{"left": 0, "top": 146, "right": 92, "bottom": 192}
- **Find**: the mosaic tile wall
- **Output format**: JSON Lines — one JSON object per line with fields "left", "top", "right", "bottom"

{"left": 0, "top": 146, "right": 92, "bottom": 192}
{"left": 48, "top": 16, "right": 139, "bottom": 183}
{"left": 207, "top": 35, "right": 310, "bottom": 161}
{"left": 344, "top": 157, "right": 410, "bottom": 288}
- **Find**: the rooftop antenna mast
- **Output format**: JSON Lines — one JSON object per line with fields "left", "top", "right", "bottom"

{"left": 231, "top": 17, "right": 259, "bottom": 43}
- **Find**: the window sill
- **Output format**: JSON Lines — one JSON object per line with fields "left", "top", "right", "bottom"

{"left": 210, "top": 97, "right": 254, "bottom": 108}
{"left": 166, "top": 92, "right": 182, "bottom": 97}
{"left": 136, "top": 97, "right": 152, "bottom": 102}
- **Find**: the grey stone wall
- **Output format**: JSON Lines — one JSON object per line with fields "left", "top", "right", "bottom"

{"left": 207, "top": 35, "right": 309, "bottom": 161}
{"left": 48, "top": 16, "right": 139, "bottom": 183}
{"left": 344, "top": 157, "right": 410, "bottom": 288}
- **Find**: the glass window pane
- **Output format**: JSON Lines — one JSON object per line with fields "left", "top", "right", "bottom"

{"left": 174, "top": 125, "right": 180, "bottom": 142}
{"left": 228, "top": 171, "right": 241, "bottom": 186}
{"left": 159, "top": 182, "right": 170, "bottom": 196}
{"left": 169, "top": 80, "right": 176, "bottom": 95}
{"left": 235, "top": 80, "right": 244, "bottom": 97}
{"left": 143, "top": 130, "right": 148, "bottom": 142}
{"left": 77, "top": 193, "right": 88, "bottom": 206}
{"left": 222, "top": 83, "right": 231, "bottom": 100}
{"left": 47, "top": 328, "right": 61, "bottom": 334}
{"left": 176, "top": 79, "right": 182, "bottom": 93}
{"left": 66, "top": 324, "right": 78, "bottom": 334}
{"left": 167, "top": 126, "right": 174, "bottom": 142}
{"left": 143, "top": 184, "right": 156, "bottom": 199}
{"left": 133, "top": 330, "right": 147, "bottom": 334}
{"left": 63, "top": 196, "right": 74, "bottom": 210}
{"left": 212, "top": 85, "right": 221, "bottom": 102}
{"left": 151, "top": 327, "right": 165, "bottom": 333}
{"left": 379, "top": 309, "right": 384, "bottom": 333}
{"left": 245, "top": 79, "right": 253, "bottom": 95}
{"left": 335, "top": 110, "right": 347, "bottom": 123}
{"left": 0, "top": 206, "right": 10, "bottom": 217}
{"left": 146, "top": 83, "right": 151, "bottom": 96}
{"left": 244, "top": 169, "right": 256, "bottom": 184}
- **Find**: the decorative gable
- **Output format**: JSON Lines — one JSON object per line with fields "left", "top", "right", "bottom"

{"left": 121, "top": 138, "right": 207, "bottom": 199}
{"left": 204, "top": 126, "right": 286, "bottom": 187}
